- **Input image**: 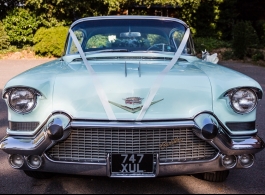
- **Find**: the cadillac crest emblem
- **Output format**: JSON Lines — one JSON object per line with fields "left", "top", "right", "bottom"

{"left": 109, "top": 97, "right": 163, "bottom": 113}
{"left": 123, "top": 97, "right": 144, "bottom": 104}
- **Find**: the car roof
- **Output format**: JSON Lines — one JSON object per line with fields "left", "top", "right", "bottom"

{"left": 70, "top": 15, "right": 189, "bottom": 29}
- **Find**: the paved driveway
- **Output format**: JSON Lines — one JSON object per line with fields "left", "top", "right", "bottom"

{"left": 0, "top": 59, "right": 264, "bottom": 194}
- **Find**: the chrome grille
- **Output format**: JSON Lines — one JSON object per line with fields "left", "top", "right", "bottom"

{"left": 9, "top": 121, "right": 39, "bottom": 131}
{"left": 46, "top": 127, "right": 218, "bottom": 163}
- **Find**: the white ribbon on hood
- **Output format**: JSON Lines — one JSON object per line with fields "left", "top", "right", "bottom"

{"left": 69, "top": 29, "right": 117, "bottom": 120}
{"left": 69, "top": 27, "right": 190, "bottom": 121}
{"left": 136, "top": 28, "right": 191, "bottom": 121}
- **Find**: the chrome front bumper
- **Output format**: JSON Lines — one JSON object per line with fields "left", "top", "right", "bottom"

{"left": 1, "top": 113, "right": 264, "bottom": 177}
{"left": 3, "top": 152, "right": 256, "bottom": 178}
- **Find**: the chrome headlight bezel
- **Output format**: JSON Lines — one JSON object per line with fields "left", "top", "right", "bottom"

{"left": 226, "top": 88, "right": 258, "bottom": 114}
{"left": 3, "top": 87, "right": 40, "bottom": 114}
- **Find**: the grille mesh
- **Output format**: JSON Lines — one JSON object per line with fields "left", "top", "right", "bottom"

{"left": 46, "top": 127, "right": 218, "bottom": 163}
{"left": 9, "top": 121, "right": 39, "bottom": 131}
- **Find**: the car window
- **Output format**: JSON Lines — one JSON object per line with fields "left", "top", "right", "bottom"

{"left": 69, "top": 30, "right": 85, "bottom": 54}
{"left": 66, "top": 18, "right": 195, "bottom": 55}
{"left": 84, "top": 33, "right": 168, "bottom": 51}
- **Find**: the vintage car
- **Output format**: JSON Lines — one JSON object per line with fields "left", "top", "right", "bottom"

{"left": 1, "top": 15, "right": 264, "bottom": 182}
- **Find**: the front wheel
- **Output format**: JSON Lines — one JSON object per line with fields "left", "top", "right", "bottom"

{"left": 23, "top": 170, "right": 54, "bottom": 179}
{"left": 192, "top": 170, "right": 229, "bottom": 182}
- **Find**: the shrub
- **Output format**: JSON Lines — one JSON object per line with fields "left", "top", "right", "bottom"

{"left": 232, "top": 21, "right": 259, "bottom": 59}
{"left": 252, "top": 51, "right": 264, "bottom": 61}
{"left": 255, "top": 20, "right": 265, "bottom": 46}
{"left": 193, "top": 37, "right": 231, "bottom": 53}
{"left": 33, "top": 26, "right": 69, "bottom": 57}
{"left": 222, "top": 49, "right": 235, "bottom": 60}
{"left": 3, "top": 8, "right": 40, "bottom": 48}
{"left": 0, "top": 21, "right": 10, "bottom": 50}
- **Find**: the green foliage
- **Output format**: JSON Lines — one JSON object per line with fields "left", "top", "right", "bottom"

{"left": 0, "top": 0, "right": 264, "bottom": 61}
{"left": 189, "top": 0, "right": 217, "bottom": 38}
{"left": 0, "top": 21, "right": 10, "bottom": 50}
{"left": 193, "top": 37, "right": 231, "bottom": 54}
{"left": 87, "top": 35, "right": 109, "bottom": 48}
{"left": 33, "top": 26, "right": 69, "bottom": 57}
{"left": 232, "top": 21, "right": 259, "bottom": 59}
{"left": 25, "top": 0, "right": 108, "bottom": 25}
{"left": 252, "top": 51, "right": 264, "bottom": 61}
{"left": 216, "top": 0, "right": 237, "bottom": 40}
{"left": 222, "top": 49, "right": 235, "bottom": 61}
{"left": 255, "top": 20, "right": 265, "bottom": 45}
{"left": 3, "top": 8, "right": 40, "bottom": 47}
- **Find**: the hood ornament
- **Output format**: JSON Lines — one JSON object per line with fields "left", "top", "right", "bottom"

{"left": 109, "top": 97, "right": 163, "bottom": 113}
{"left": 123, "top": 97, "right": 144, "bottom": 105}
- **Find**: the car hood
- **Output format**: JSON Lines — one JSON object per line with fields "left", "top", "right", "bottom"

{"left": 50, "top": 58, "right": 212, "bottom": 120}
{"left": 4, "top": 57, "right": 262, "bottom": 121}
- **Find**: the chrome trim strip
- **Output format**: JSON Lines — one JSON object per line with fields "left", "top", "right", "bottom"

{"left": 2, "top": 86, "right": 43, "bottom": 99}
{"left": 6, "top": 111, "right": 71, "bottom": 136}
{"left": 155, "top": 153, "right": 159, "bottom": 176}
{"left": 212, "top": 132, "right": 265, "bottom": 155}
{"left": 44, "top": 154, "right": 106, "bottom": 166}
{"left": 125, "top": 61, "right": 127, "bottom": 77}
{"left": 70, "top": 120, "right": 195, "bottom": 128}
{"left": 159, "top": 152, "right": 220, "bottom": 165}
{"left": 0, "top": 131, "right": 51, "bottom": 156}
{"left": 138, "top": 61, "right": 141, "bottom": 77}
{"left": 224, "top": 86, "right": 263, "bottom": 100}
{"left": 70, "top": 15, "right": 189, "bottom": 29}
{"left": 110, "top": 173, "right": 156, "bottom": 178}
{"left": 106, "top": 153, "right": 111, "bottom": 177}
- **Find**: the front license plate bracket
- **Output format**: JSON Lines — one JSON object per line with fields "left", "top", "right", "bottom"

{"left": 109, "top": 153, "right": 157, "bottom": 177}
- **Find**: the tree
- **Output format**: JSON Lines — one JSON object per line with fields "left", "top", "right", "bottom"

{"left": 25, "top": 0, "right": 109, "bottom": 26}
{"left": 3, "top": 8, "right": 40, "bottom": 47}
{"left": 232, "top": 21, "right": 259, "bottom": 59}
{"left": 0, "top": 21, "right": 10, "bottom": 50}
{"left": 216, "top": 0, "right": 238, "bottom": 40}
{"left": 0, "top": 0, "right": 23, "bottom": 20}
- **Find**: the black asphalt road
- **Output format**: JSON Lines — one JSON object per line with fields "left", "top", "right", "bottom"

{"left": 0, "top": 60, "right": 264, "bottom": 194}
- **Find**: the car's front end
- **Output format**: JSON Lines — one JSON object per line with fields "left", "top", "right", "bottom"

{"left": 0, "top": 16, "right": 264, "bottom": 182}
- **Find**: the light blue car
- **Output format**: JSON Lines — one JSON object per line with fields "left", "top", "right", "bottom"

{"left": 1, "top": 15, "right": 264, "bottom": 182}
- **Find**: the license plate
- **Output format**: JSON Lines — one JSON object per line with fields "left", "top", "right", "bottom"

{"left": 112, "top": 154, "right": 153, "bottom": 173}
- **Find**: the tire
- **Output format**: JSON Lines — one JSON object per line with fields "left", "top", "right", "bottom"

{"left": 192, "top": 170, "right": 229, "bottom": 182}
{"left": 23, "top": 170, "right": 54, "bottom": 179}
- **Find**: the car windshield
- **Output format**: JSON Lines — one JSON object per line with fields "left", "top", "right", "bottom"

{"left": 65, "top": 18, "right": 196, "bottom": 55}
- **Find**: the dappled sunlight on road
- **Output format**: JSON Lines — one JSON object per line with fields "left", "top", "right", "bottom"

{"left": 174, "top": 174, "right": 237, "bottom": 194}
{"left": 57, "top": 175, "right": 191, "bottom": 194}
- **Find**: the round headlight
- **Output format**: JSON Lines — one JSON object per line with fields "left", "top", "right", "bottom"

{"left": 230, "top": 88, "right": 257, "bottom": 114}
{"left": 8, "top": 88, "right": 37, "bottom": 114}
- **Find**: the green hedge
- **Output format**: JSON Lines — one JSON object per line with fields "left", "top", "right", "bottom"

{"left": 193, "top": 37, "right": 231, "bottom": 53}
{"left": 3, "top": 8, "right": 40, "bottom": 47}
{"left": 0, "top": 21, "right": 10, "bottom": 50}
{"left": 232, "top": 21, "right": 259, "bottom": 59}
{"left": 33, "top": 26, "right": 69, "bottom": 57}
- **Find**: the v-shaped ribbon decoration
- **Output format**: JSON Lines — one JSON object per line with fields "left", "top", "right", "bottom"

{"left": 69, "top": 26, "right": 190, "bottom": 121}
{"left": 69, "top": 29, "right": 117, "bottom": 120}
{"left": 136, "top": 28, "right": 190, "bottom": 121}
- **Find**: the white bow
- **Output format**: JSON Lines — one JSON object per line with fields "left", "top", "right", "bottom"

{"left": 202, "top": 49, "right": 219, "bottom": 64}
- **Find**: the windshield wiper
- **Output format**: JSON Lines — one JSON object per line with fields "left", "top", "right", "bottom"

{"left": 86, "top": 49, "right": 129, "bottom": 54}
